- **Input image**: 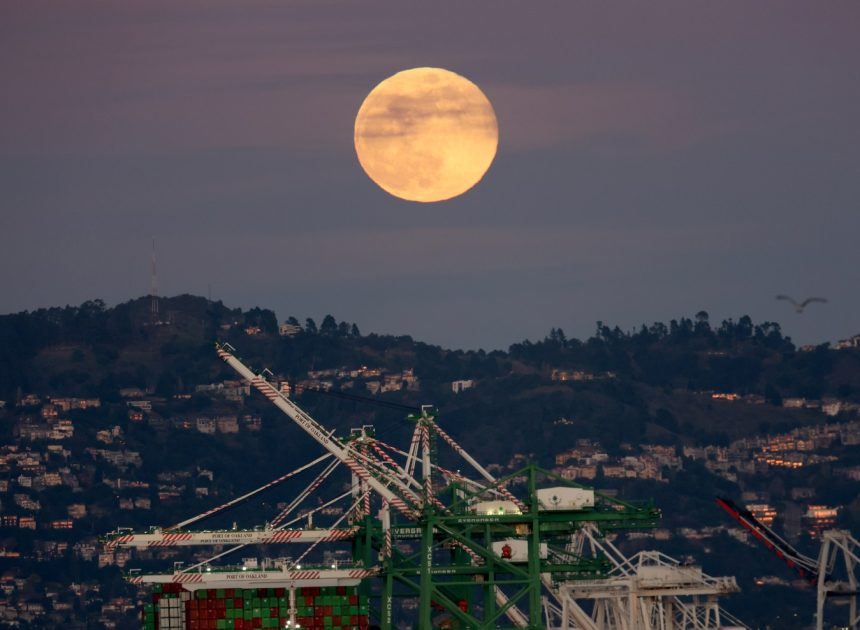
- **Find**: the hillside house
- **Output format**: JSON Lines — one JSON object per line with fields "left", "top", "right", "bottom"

{"left": 451, "top": 379, "right": 474, "bottom": 394}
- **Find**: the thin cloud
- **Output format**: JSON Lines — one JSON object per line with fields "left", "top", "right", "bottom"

{"left": 488, "top": 81, "right": 732, "bottom": 152}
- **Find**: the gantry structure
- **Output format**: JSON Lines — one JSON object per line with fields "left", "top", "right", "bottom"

{"left": 719, "top": 497, "right": 859, "bottom": 630}
{"left": 104, "top": 342, "right": 746, "bottom": 629}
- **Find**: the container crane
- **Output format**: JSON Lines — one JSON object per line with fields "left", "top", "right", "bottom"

{"left": 108, "top": 342, "right": 749, "bottom": 630}
{"left": 717, "top": 496, "right": 860, "bottom": 630}
{"left": 716, "top": 497, "right": 819, "bottom": 581}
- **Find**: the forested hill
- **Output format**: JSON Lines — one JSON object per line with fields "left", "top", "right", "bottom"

{"left": 510, "top": 315, "right": 837, "bottom": 398}
{"left": 2, "top": 295, "right": 859, "bottom": 463}
{"left": 3, "top": 296, "right": 860, "bottom": 628}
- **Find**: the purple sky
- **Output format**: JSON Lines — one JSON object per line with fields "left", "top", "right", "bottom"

{"left": 2, "top": 1, "right": 859, "bottom": 349}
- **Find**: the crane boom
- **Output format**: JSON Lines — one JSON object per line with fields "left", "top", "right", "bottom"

{"left": 107, "top": 527, "right": 357, "bottom": 548}
{"left": 716, "top": 496, "right": 819, "bottom": 581}
{"left": 128, "top": 565, "right": 376, "bottom": 588}
{"left": 215, "top": 343, "right": 419, "bottom": 518}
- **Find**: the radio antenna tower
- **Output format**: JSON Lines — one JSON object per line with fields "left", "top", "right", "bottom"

{"left": 150, "top": 239, "right": 159, "bottom": 325}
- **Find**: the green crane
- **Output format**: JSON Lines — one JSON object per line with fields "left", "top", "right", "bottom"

{"left": 110, "top": 343, "right": 661, "bottom": 630}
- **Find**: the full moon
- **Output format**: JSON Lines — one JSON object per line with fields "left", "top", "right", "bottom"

{"left": 354, "top": 67, "right": 498, "bottom": 203}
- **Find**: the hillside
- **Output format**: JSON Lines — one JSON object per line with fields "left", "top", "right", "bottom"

{"left": 3, "top": 298, "right": 859, "bottom": 456}
{"left": 2, "top": 296, "right": 860, "bottom": 628}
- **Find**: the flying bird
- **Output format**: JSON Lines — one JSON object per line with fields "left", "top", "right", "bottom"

{"left": 776, "top": 295, "right": 828, "bottom": 313}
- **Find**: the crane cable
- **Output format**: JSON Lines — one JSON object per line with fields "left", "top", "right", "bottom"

{"left": 299, "top": 386, "right": 420, "bottom": 412}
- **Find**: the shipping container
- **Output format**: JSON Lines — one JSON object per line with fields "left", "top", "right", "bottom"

{"left": 141, "top": 584, "right": 370, "bottom": 630}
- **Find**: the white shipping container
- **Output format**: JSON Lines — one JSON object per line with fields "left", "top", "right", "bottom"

{"left": 537, "top": 487, "right": 595, "bottom": 511}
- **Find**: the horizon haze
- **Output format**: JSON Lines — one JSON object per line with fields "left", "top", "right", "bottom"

{"left": 2, "top": 2, "right": 859, "bottom": 350}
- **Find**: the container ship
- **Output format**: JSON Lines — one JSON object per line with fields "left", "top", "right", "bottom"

{"left": 144, "top": 583, "right": 369, "bottom": 630}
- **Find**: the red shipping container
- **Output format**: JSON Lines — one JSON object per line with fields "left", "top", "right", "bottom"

{"left": 233, "top": 619, "right": 243, "bottom": 629}
{"left": 270, "top": 607, "right": 278, "bottom": 617}
{"left": 304, "top": 595, "right": 314, "bottom": 606}
{"left": 226, "top": 589, "right": 234, "bottom": 597}
{"left": 349, "top": 595, "right": 358, "bottom": 605}
{"left": 234, "top": 598, "right": 243, "bottom": 607}
{"left": 275, "top": 587, "right": 285, "bottom": 596}
{"left": 336, "top": 586, "right": 346, "bottom": 595}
